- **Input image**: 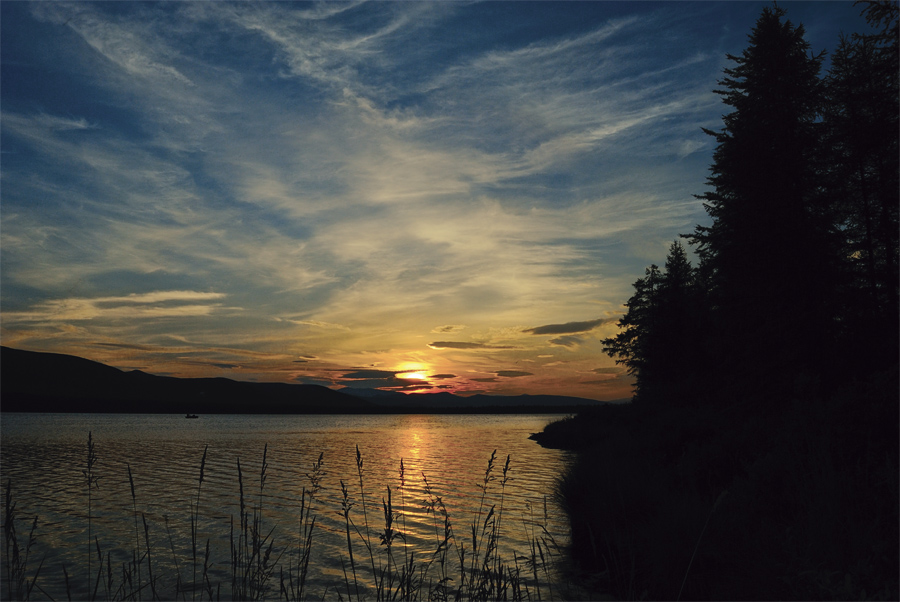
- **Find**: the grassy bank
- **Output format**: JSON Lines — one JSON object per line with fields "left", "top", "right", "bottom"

{"left": 537, "top": 368, "right": 899, "bottom": 600}
{"left": 3, "top": 443, "right": 562, "bottom": 601}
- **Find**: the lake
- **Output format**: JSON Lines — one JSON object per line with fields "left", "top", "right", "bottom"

{"left": 1, "top": 413, "right": 573, "bottom": 600}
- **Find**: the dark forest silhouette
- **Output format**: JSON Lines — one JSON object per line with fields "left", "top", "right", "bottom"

{"left": 536, "top": 3, "right": 899, "bottom": 600}
{"left": 603, "top": 3, "right": 898, "bottom": 407}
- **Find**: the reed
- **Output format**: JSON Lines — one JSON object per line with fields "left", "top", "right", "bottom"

{"left": 192, "top": 444, "right": 208, "bottom": 602}
{"left": 232, "top": 452, "right": 280, "bottom": 600}
{"left": 3, "top": 481, "right": 44, "bottom": 601}
{"left": 126, "top": 464, "right": 141, "bottom": 601}
{"left": 141, "top": 513, "right": 158, "bottom": 600}
{"left": 338, "top": 480, "right": 358, "bottom": 601}
{"left": 353, "top": 444, "right": 378, "bottom": 595}
{"left": 164, "top": 514, "right": 184, "bottom": 598}
{"left": 83, "top": 431, "right": 100, "bottom": 595}
{"left": 1, "top": 437, "right": 561, "bottom": 601}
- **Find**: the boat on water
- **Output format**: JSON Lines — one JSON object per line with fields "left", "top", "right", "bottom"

{"left": 185, "top": 413, "right": 199, "bottom": 419}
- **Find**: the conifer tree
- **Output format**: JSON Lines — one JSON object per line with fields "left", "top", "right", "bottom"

{"left": 821, "top": 1, "right": 899, "bottom": 368}
{"left": 686, "top": 6, "right": 837, "bottom": 393}
{"left": 602, "top": 263, "right": 663, "bottom": 399}
{"left": 603, "top": 241, "right": 703, "bottom": 404}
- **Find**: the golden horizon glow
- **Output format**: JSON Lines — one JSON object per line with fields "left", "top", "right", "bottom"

{"left": 395, "top": 362, "right": 431, "bottom": 382}
{"left": 8, "top": 0, "right": 835, "bottom": 403}
{"left": 397, "top": 371, "right": 428, "bottom": 381}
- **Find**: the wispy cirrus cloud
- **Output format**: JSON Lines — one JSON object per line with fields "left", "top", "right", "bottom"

{"left": 1, "top": 1, "right": 720, "bottom": 401}
{"left": 3, "top": 291, "right": 232, "bottom": 323}
{"left": 3, "top": 1, "right": 862, "bottom": 399}
{"left": 427, "top": 342, "right": 516, "bottom": 351}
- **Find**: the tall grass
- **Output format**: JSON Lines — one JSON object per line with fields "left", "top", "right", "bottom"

{"left": 3, "top": 481, "right": 44, "bottom": 600}
{"left": 192, "top": 444, "right": 208, "bottom": 602}
{"left": 83, "top": 431, "right": 100, "bottom": 596}
{"left": 1, "top": 434, "right": 565, "bottom": 601}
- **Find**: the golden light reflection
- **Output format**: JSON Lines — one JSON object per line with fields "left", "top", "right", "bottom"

{"left": 407, "top": 429, "right": 422, "bottom": 458}
{"left": 401, "top": 416, "right": 430, "bottom": 459}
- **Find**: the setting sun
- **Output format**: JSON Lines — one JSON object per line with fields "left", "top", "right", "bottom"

{"left": 397, "top": 371, "right": 428, "bottom": 381}
{"left": 396, "top": 362, "right": 430, "bottom": 381}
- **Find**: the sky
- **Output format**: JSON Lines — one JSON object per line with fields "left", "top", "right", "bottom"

{"left": 1, "top": 1, "right": 870, "bottom": 401}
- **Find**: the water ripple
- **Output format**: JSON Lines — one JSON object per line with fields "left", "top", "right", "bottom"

{"left": 2, "top": 413, "right": 572, "bottom": 600}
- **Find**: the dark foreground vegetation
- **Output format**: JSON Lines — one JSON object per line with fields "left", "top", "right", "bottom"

{"left": 3, "top": 440, "right": 562, "bottom": 601}
{"left": 537, "top": 3, "right": 899, "bottom": 599}
{"left": 535, "top": 367, "right": 898, "bottom": 600}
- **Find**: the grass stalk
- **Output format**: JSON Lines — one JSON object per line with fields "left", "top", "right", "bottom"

{"left": 355, "top": 445, "right": 379, "bottom": 593}
{"left": 2, "top": 484, "right": 45, "bottom": 602}
{"left": 492, "top": 455, "right": 511, "bottom": 583}
{"left": 339, "top": 480, "right": 359, "bottom": 602}
{"left": 83, "top": 431, "right": 99, "bottom": 596}
{"left": 142, "top": 513, "right": 158, "bottom": 601}
{"left": 192, "top": 444, "right": 208, "bottom": 602}
{"left": 677, "top": 490, "right": 727, "bottom": 601}
{"left": 127, "top": 464, "right": 142, "bottom": 601}
{"left": 63, "top": 564, "right": 72, "bottom": 601}
{"left": 397, "top": 459, "right": 410, "bottom": 599}
{"left": 164, "top": 514, "right": 184, "bottom": 600}
{"left": 4, "top": 441, "right": 561, "bottom": 602}
{"left": 469, "top": 449, "right": 496, "bottom": 593}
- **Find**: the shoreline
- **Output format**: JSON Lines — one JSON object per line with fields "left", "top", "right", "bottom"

{"left": 531, "top": 368, "right": 899, "bottom": 600}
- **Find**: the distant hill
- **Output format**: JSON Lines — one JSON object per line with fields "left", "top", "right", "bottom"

{"left": 0, "top": 346, "right": 608, "bottom": 414}
{"left": 0, "top": 346, "right": 370, "bottom": 414}
{"left": 340, "top": 388, "right": 607, "bottom": 412}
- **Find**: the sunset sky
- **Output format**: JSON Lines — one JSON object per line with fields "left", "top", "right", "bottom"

{"left": 1, "top": 2, "right": 867, "bottom": 401}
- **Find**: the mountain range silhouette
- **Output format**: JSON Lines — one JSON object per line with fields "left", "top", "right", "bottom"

{"left": 0, "top": 346, "right": 603, "bottom": 414}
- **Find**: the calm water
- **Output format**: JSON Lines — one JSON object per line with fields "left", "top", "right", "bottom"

{"left": 1, "top": 413, "right": 572, "bottom": 600}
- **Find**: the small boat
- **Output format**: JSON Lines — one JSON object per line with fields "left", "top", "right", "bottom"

{"left": 185, "top": 413, "right": 199, "bottom": 419}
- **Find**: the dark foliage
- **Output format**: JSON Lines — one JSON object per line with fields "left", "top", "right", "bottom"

{"left": 551, "top": 367, "right": 899, "bottom": 600}
{"left": 553, "top": 3, "right": 899, "bottom": 599}
{"left": 602, "top": 241, "right": 708, "bottom": 406}
{"left": 602, "top": 2, "right": 898, "bottom": 406}
{"left": 821, "top": 0, "right": 900, "bottom": 372}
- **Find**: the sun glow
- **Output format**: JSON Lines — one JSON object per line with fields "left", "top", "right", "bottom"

{"left": 397, "top": 371, "right": 428, "bottom": 381}
{"left": 396, "top": 362, "right": 431, "bottom": 382}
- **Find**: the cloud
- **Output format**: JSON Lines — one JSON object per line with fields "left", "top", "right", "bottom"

{"left": 31, "top": 3, "right": 194, "bottom": 87}
{"left": 94, "top": 341, "right": 157, "bottom": 351}
{"left": 33, "top": 113, "right": 98, "bottom": 132}
{"left": 4, "top": 291, "right": 232, "bottom": 322}
{"left": 524, "top": 318, "right": 615, "bottom": 336}
{"left": 496, "top": 371, "right": 533, "bottom": 378}
{"left": 284, "top": 320, "right": 350, "bottom": 330}
{"left": 337, "top": 370, "right": 431, "bottom": 390}
{"left": 429, "top": 374, "right": 457, "bottom": 379}
{"left": 8, "top": 0, "right": 830, "bottom": 401}
{"left": 341, "top": 369, "right": 398, "bottom": 380}
{"left": 432, "top": 325, "right": 466, "bottom": 333}
{"left": 427, "top": 342, "right": 515, "bottom": 350}
{"left": 294, "top": 376, "right": 337, "bottom": 387}
{"left": 549, "top": 335, "right": 584, "bottom": 348}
